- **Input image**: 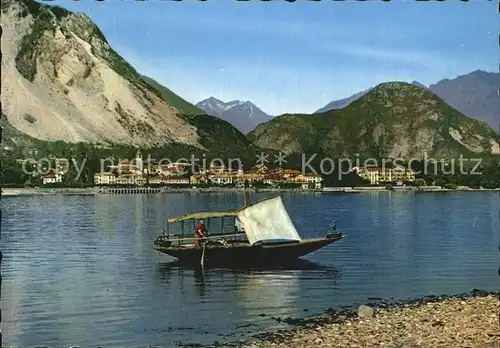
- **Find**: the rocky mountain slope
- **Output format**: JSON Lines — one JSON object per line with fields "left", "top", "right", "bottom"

{"left": 196, "top": 97, "right": 273, "bottom": 134}
{"left": 315, "top": 71, "right": 499, "bottom": 129}
{"left": 249, "top": 82, "right": 500, "bottom": 159}
{"left": 0, "top": 113, "right": 39, "bottom": 153}
{"left": 1, "top": 0, "right": 248, "bottom": 152}
{"left": 427, "top": 70, "right": 499, "bottom": 130}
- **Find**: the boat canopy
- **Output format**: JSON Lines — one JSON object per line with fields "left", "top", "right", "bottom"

{"left": 166, "top": 195, "right": 302, "bottom": 245}
{"left": 236, "top": 196, "right": 302, "bottom": 245}
{"left": 167, "top": 211, "right": 238, "bottom": 223}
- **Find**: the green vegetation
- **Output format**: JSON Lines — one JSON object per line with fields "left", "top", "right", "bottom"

{"left": 0, "top": 129, "right": 262, "bottom": 186}
{"left": 249, "top": 82, "right": 499, "bottom": 160}
{"left": 138, "top": 77, "right": 259, "bottom": 156}
{"left": 16, "top": 0, "right": 43, "bottom": 17}
{"left": 409, "top": 157, "right": 500, "bottom": 189}
{"left": 2, "top": 134, "right": 498, "bottom": 188}
{"left": 141, "top": 75, "right": 205, "bottom": 115}
{"left": 0, "top": 115, "right": 44, "bottom": 154}
{"left": 180, "top": 114, "right": 251, "bottom": 152}
{"left": 6, "top": 0, "right": 261, "bottom": 168}
{"left": 15, "top": 2, "right": 57, "bottom": 81}
{"left": 4, "top": 2, "right": 499, "bottom": 190}
{"left": 47, "top": 4, "right": 71, "bottom": 21}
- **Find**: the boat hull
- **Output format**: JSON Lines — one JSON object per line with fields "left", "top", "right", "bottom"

{"left": 153, "top": 235, "right": 343, "bottom": 266}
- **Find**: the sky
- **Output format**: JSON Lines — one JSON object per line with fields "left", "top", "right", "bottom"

{"left": 56, "top": 0, "right": 498, "bottom": 116}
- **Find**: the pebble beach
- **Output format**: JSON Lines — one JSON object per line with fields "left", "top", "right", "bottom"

{"left": 218, "top": 291, "right": 499, "bottom": 348}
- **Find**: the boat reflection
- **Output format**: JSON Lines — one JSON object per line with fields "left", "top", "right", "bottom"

{"left": 157, "top": 259, "right": 342, "bottom": 302}
{"left": 158, "top": 258, "right": 340, "bottom": 273}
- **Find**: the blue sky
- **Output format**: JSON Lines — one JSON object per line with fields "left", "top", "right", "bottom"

{"left": 57, "top": 0, "right": 497, "bottom": 115}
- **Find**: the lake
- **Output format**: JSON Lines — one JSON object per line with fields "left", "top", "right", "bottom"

{"left": 2, "top": 192, "right": 499, "bottom": 347}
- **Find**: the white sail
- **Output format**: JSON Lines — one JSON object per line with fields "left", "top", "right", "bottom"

{"left": 237, "top": 196, "right": 302, "bottom": 245}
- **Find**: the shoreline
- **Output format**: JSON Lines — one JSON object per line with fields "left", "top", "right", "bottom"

{"left": 1, "top": 186, "right": 499, "bottom": 197}
{"left": 209, "top": 289, "right": 499, "bottom": 348}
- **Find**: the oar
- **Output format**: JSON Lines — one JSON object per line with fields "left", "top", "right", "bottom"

{"left": 200, "top": 240, "right": 206, "bottom": 268}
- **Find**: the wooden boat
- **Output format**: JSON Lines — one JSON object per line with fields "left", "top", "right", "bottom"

{"left": 153, "top": 194, "right": 344, "bottom": 267}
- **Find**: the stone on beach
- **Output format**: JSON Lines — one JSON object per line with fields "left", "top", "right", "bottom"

{"left": 357, "top": 305, "right": 375, "bottom": 318}
{"left": 233, "top": 293, "right": 499, "bottom": 348}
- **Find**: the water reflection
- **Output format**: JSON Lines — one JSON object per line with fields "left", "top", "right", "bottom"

{"left": 1, "top": 192, "right": 498, "bottom": 348}
{"left": 158, "top": 258, "right": 339, "bottom": 277}
{"left": 157, "top": 259, "right": 342, "bottom": 318}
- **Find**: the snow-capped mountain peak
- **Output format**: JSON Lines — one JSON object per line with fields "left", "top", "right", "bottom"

{"left": 196, "top": 97, "right": 273, "bottom": 134}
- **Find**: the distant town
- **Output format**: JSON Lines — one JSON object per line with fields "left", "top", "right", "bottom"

{"left": 17, "top": 150, "right": 421, "bottom": 189}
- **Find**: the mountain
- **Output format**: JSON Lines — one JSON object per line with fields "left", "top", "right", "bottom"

{"left": 315, "top": 71, "right": 499, "bottom": 129}
{"left": 315, "top": 89, "right": 371, "bottom": 113}
{"left": 140, "top": 75, "right": 205, "bottom": 116}
{"left": 1, "top": 0, "right": 249, "bottom": 152}
{"left": 411, "top": 81, "right": 427, "bottom": 89}
{"left": 314, "top": 81, "right": 426, "bottom": 114}
{"left": 248, "top": 82, "right": 500, "bottom": 159}
{"left": 196, "top": 97, "right": 273, "bottom": 134}
{"left": 427, "top": 70, "right": 499, "bottom": 130}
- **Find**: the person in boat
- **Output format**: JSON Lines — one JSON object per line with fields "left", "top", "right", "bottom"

{"left": 194, "top": 219, "right": 207, "bottom": 247}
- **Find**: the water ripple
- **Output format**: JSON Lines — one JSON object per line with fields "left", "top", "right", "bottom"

{"left": 1, "top": 192, "right": 498, "bottom": 347}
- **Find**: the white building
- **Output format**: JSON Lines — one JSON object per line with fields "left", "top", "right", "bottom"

{"left": 94, "top": 171, "right": 147, "bottom": 186}
{"left": 42, "top": 173, "right": 62, "bottom": 185}
{"left": 115, "top": 174, "right": 146, "bottom": 186}
{"left": 108, "top": 150, "right": 144, "bottom": 175}
{"left": 94, "top": 172, "right": 117, "bottom": 185}
{"left": 156, "top": 163, "right": 188, "bottom": 176}
{"left": 305, "top": 173, "right": 323, "bottom": 188}
{"left": 165, "top": 176, "right": 189, "bottom": 185}
{"left": 150, "top": 175, "right": 189, "bottom": 185}
{"left": 134, "top": 150, "right": 143, "bottom": 174}
{"left": 208, "top": 174, "right": 233, "bottom": 185}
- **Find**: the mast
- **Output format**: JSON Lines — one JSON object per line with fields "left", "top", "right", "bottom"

{"left": 243, "top": 179, "right": 249, "bottom": 206}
